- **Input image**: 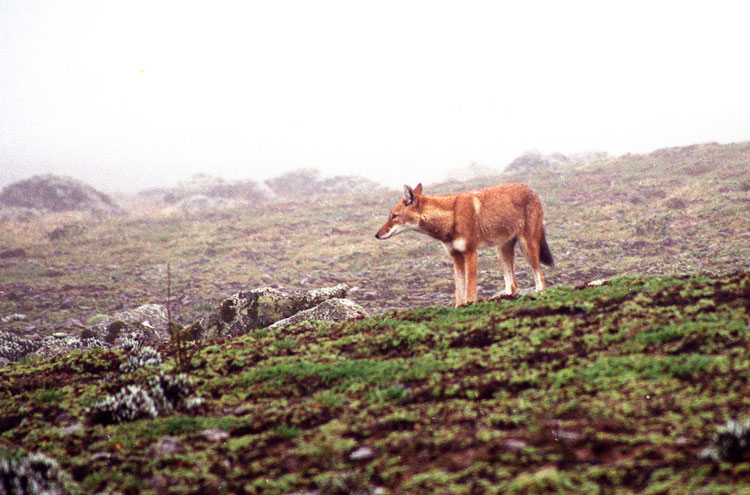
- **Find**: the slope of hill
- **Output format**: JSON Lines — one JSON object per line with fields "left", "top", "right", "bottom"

{"left": 1, "top": 140, "right": 750, "bottom": 491}
{"left": 0, "top": 141, "right": 748, "bottom": 337}
{"left": 1, "top": 271, "right": 749, "bottom": 493}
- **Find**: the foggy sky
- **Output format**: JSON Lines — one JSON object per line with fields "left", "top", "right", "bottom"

{"left": 2, "top": 1, "right": 750, "bottom": 194}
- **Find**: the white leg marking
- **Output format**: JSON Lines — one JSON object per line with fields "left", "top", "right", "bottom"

{"left": 501, "top": 257, "right": 515, "bottom": 295}
{"left": 534, "top": 270, "right": 545, "bottom": 292}
{"left": 455, "top": 272, "right": 466, "bottom": 303}
{"left": 452, "top": 238, "right": 467, "bottom": 252}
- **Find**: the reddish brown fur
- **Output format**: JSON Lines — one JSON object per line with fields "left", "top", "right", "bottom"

{"left": 376, "top": 183, "right": 553, "bottom": 307}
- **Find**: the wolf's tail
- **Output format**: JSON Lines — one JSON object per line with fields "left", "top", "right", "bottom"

{"left": 540, "top": 228, "right": 554, "bottom": 266}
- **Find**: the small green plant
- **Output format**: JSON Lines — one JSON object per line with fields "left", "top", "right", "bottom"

{"left": 272, "top": 338, "right": 299, "bottom": 351}
{"left": 275, "top": 424, "right": 301, "bottom": 438}
{"left": 314, "top": 390, "right": 346, "bottom": 409}
{"left": 29, "top": 388, "right": 64, "bottom": 404}
{"left": 367, "top": 385, "right": 409, "bottom": 403}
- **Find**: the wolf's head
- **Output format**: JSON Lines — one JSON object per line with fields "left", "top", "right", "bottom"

{"left": 375, "top": 183, "right": 423, "bottom": 239}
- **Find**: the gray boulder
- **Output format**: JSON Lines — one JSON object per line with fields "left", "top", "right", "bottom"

{"left": 89, "top": 304, "right": 169, "bottom": 345}
{"left": 183, "top": 284, "right": 350, "bottom": 340}
{"left": 267, "top": 298, "right": 368, "bottom": 330}
{"left": 0, "top": 174, "right": 120, "bottom": 213}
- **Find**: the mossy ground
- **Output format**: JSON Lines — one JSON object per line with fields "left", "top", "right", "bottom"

{"left": 2, "top": 272, "right": 750, "bottom": 494}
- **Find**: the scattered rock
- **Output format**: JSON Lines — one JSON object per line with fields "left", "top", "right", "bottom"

{"left": 587, "top": 279, "right": 609, "bottom": 287}
{"left": 267, "top": 298, "right": 368, "bottom": 330}
{"left": 183, "top": 284, "right": 350, "bottom": 340}
{"left": 201, "top": 429, "right": 229, "bottom": 443}
{"left": 149, "top": 436, "right": 184, "bottom": 458}
{"left": 59, "top": 423, "right": 84, "bottom": 436}
{"left": 233, "top": 405, "right": 253, "bottom": 417}
{"left": 0, "top": 174, "right": 120, "bottom": 213}
{"left": 349, "top": 446, "right": 375, "bottom": 461}
{"left": 503, "top": 438, "right": 528, "bottom": 451}
{"left": 1, "top": 313, "right": 27, "bottom": 323}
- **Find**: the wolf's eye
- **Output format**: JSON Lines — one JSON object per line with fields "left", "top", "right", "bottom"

{"left": 391, "top": 214, "right": 399, "bottom": 220}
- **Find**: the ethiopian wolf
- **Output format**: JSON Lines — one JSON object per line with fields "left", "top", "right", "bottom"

{"left": 375, "top": 183, "right": 554, "bottom": 307}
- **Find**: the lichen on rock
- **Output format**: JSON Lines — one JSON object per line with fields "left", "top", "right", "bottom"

{"left": 267, "top": 298, "right": 368, "bottom": 330}
{"left": 89, "top": 304, "right": 169, "bottom": 345}
{"left": 184, "top": 283, "right": 353, "bottom": 340}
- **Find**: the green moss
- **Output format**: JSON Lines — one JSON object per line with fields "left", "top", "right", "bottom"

{"left": 2, "top": 272, "right": 750, "bottom": 493}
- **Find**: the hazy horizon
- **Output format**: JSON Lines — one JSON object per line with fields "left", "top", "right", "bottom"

{"left": 2, "top": 1, "right": 750, "bottom": 194}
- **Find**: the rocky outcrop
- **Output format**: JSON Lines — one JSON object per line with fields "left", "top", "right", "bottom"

{"left": 88, "top": 304, "right": 169, "bottom": 345}
{"left": 0, "top": 331, "right": 41, "bottom": 365}
{"left": 0, "top": 304, "right": 167, "bottom": 366}
{"left": 172, "top": 195, "right": 246, "bottom": 214}
{"left": 0, "top": 175, "right": 120, "bottom": 213}
{"left": 506, "top": 151, "right": 569, "bottom": 172}
{"left": 0, "top": 331, "right": 104, "bottom": 364}
{"left": 0, "top": 285, "right": 367, "bottom": 366}
{"left": 140, "top": 174, "right": 275, "bottom": 208}
{"left": 182, "top": 283, "right": 364, "bottom": 340}
{"left": 264, "top": 169, "right": 382, "bottom": 198}
{"left": 267, "top": 298, "right": 368, "bottom": 330}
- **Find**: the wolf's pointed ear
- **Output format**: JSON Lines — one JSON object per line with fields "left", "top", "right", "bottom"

{"left": 403, "top": 185, "right": 415, "bottom": 205}
{"left": 414, "top": 183, "right": 423, "bottom": 195}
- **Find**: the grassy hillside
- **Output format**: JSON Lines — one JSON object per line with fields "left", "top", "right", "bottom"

{"left": 1, "top": 271, "right": 749, "bottom": 493}
{"left": 1, "top": 141, "right": 750, "bottom": 493}
{"left": 0, "top": 142, "right": 748, "bottom": 335}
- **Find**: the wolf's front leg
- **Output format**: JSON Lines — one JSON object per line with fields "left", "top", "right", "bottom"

{"left": 451, "top": 253, "right": 466, "bottom": 307}
{"left": 463, "top": 250, "right": 478, "bottom": 305}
